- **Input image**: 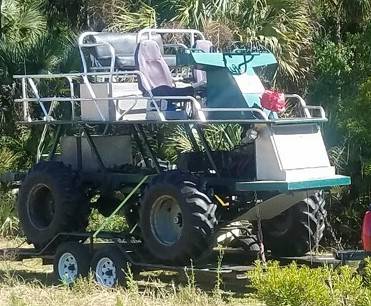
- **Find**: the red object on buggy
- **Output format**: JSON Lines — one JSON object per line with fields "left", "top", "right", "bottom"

{"left": 260, "top": 90, "right": 286, "bottom": 113}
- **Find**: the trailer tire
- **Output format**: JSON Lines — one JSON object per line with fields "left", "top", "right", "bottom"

{"left": 139, "top": 171, "right": 218, "bottom": 264}
{"left": 17, "top": 161, "right": 90, "bottom": 249}
{"left": 91, "top": 246, "right": 129, "bottom": 288}
{"left": 53, "top": 242, "right": 91, "bottom": 284}
{"left": 262, "top": 192, "right": 326, "bottom": 257}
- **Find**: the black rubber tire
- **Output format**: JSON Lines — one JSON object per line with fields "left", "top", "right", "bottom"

{"left": 234, "top": 236, "right": 260, "bottom": 253}
{"left": 262, "top": 192, "right": 326, "bottom": 257}
{"left": 53, "top": 241, "right": 91, "bottom": 284}
{"left": 139, "top": 171, "right": 218, "bottom": 264}
{"left": 17, "top": 161, "right": 90, "bottom": 249}
{"left": 91, "top": 246, "right": 128, "bottom": 288}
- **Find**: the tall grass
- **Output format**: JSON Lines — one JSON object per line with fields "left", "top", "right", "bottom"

{"left": 0, "top": 248, "right": 261, "bottom": 306}
{"left": 0, "top": 192, "right": 19, "bottom": 237}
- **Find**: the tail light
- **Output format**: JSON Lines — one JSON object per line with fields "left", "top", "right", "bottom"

{"left": 362, "top": 209, "right": 371, "bottom": 251}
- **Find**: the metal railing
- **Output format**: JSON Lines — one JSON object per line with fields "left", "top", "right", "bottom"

{"left": 13, "top": 71, "right": 326, "bottom": 125}
{"left": 136, "top": 28, "right": 205, "bottom": 46}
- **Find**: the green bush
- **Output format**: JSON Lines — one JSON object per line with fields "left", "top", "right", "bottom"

{"left": 248, "top": 261, "right": 371, "bottom": 306}
{"left": 87, "top": 208, "right": 128, "bottom": 233}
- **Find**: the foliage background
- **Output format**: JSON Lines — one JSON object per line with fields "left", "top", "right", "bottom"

{"left": 0, "top": 0, "right": 370, "bottom": 247}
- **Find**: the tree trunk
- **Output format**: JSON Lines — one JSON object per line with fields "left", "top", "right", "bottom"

{"left": 0, "top": 0, "right": 2, "bottom": 34}
{"left": 336, "top": 6, "right": 342, "bottom": 43}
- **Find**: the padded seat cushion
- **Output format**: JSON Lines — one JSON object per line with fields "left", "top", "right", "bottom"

{"left": 88, "top": 32, "right": 176, "bottom": 69}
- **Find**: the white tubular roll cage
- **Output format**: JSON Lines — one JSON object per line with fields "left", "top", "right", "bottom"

{"left": 14, "top": 28, "right": 326, "bottom": 124}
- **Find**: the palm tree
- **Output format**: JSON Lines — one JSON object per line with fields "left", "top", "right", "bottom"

{"left": 0, "top": 0, "right": 47, "bottom": 81}
{"left": 106, "top": 0, "right": 313, "bottom": 86}
{"left": 0, "top": 0, "right": 76, "bottom": 144}
{"left": 0, "top": 0, "right": 3, "bottom": 33}
{"left": 226, "top": 0, "right": 313, "bottom": 86}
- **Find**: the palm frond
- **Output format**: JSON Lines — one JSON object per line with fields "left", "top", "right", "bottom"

{"left": 107, "top": 1, "right": 156, "bottom": 32}
{"left": 164, "top": 0, "right": 232, "bottom": 29}
{"left": 232, "top": 0, "right": 313, "bottom": 86}
{"left": 0, "top": 147, "right": 20, "bottom": 175}
{"left": 1, "top": 0, "right": 46, "bottom": 45}
{"left": 166, "top": 124, "right": 242, "bottom": 162}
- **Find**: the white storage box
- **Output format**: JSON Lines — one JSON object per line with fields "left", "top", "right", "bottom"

{"left": 80, "top": 82, "right": 147, "bottom": 121}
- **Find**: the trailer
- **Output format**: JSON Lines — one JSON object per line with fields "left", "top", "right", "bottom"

{"left": 0, "top": 229, "right": 365, "bottom": 288}
{"left": 1, "top": 28, "right": 352, "bottom": 286}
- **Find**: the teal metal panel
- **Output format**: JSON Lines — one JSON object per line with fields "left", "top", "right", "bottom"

{"left": 206, "top": 69, "right": 246, "bottom": 108}
{"left": 176, "top": 50, "right": 279, "bottom": 119}
{"left": 206, "top": 69, "right": 261, "bottom": 119}
{"left": 179, "top": 52, "right": 277, "bottom": 70}
{"left": 234, "top": 175, "right": 351, "bottom": 192}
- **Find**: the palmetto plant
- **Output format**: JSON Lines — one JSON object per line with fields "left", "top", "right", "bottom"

{"left": 166, "top": 124, "right": 242, "bottom": 161}
{"left": 0, "top": 147, "right": 20, "bottom": 175}
{"left": 228, "top": 0, "right": 313, "bottom": 85}
{"left": 0, "top": 0, "right": 78, "bottom": 173}
{"left": 0, "top": 0, "right": 47, "bottom": 80}
{"left": 107, "top": 1, "right": 157, "bottom": 32}
{"left": 0, "top": 1, "right": 76, "bottom": 81}
{"left": 162, "top": 0, "right": 231, "bottom": 29}
{"left": 107, "top": 0, "right": 313, "bottom": 85}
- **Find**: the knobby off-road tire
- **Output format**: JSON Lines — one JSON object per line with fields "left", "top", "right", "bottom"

{"left": 17, "top": 161, "right": 90, "bottom": 249}
{"left": 262, "top": 192, "right": 326, "bottom": 257}
{"left": 139, "top": 171, "right": 218, "bottom": 264}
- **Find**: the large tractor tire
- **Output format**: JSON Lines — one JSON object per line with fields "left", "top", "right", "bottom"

{"left": 17, "top": 161, "right": 90, "bottom": 249}
{"left": 139, "top": 171, "right": 218, "bottom": 264}
{"left": 262, "top": 192, "right": 326, "bottom": 257}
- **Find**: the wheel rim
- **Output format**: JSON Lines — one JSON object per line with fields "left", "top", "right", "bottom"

{"left": 95, "top": 257, "right": 117, "bottom": 288}
{"left": 150, "top": 195, "right": 183, "bottom": 246}
{"left": 27, "top": 184, "right": 55, "bottom": 229}
{"left": 58, "top": 252, "right": 78, "bottom": 284}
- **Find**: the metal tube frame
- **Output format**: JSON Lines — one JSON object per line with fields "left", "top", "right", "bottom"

{"left": 13, "top": 71, "right": 326, "bottom": 125}
{"left": 194, "top": 124, "right": 220, "bottom": 176}
{"left": 48, "top": 125, "right": 63, "bottom": 161}
{"left": 135, "top": 124, "right": 162, "bottom": 174}
{"left": 132, "top": 125, "right": 152, "bottom": 169}
{"left": 136, "top": 28, "right": 205, "bottom": 46}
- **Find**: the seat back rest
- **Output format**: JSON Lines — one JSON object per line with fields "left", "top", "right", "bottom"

{"left": 193, "top": 40, "right": 213, "bottom": 83}
{"left": 89, "top": 32, "right": 165, "bottom": 69}
{"left": 135, "top": 40, "right": 174, "bottom": 94}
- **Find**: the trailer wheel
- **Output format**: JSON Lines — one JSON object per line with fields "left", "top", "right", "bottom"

{"left": 140, "top": 171, "right": 218, "bottom": 264}
{"left": 91, "top": 246, "right": 128, "bottom": 288}
{"left": 53, "top": 242, "right": 91, "bottom": 285}
{"left": 263, "top": 192, "right": 326, "bottom": 257}
{"left": 17, "top": 161, "right": 90, "bottom": 249}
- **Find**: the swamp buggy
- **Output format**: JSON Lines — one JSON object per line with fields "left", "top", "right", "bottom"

{"left": 0, "top": 28, "right": 351, "bottom": 286}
